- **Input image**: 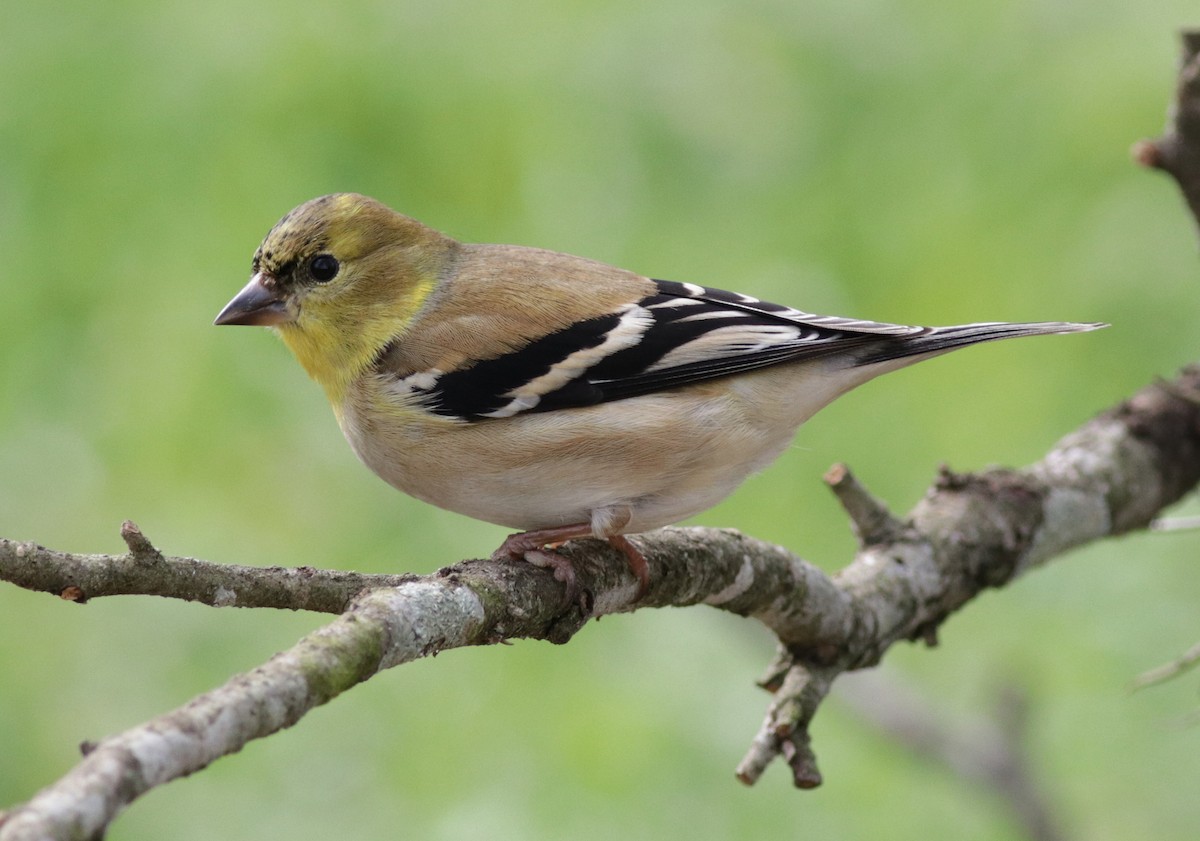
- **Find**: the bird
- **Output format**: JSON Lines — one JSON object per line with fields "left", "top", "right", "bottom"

{"left": 215, "top": 193, "right": 1104, "bottom": 599}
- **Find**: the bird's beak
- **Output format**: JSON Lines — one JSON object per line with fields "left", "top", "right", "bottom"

{"left": 214, "top": 273, "right": 291, "bottom": 326}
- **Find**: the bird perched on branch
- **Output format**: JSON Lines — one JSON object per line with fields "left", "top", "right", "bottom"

{"left": 216, "top": 193, "right": 1103, "bottom": 599}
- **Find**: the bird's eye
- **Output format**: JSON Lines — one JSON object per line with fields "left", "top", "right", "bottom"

{"left": 309, "top": 254, "right": 340, "bottom": 282}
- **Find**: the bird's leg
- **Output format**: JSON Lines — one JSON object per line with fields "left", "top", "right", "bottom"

{"left": 592, "top": 505, "right": 650, "bottom": 598}
{"left": 607, "top": 534, "right": 649, "bottom": 599}
{"left": 491, "top": 521, "right": 650, "bottom": 599}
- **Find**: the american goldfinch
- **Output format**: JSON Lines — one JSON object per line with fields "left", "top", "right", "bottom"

{"left": 216, "top": 193, "right": 1103, "bottom": 597}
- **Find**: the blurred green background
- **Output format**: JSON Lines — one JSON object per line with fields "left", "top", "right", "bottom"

{"left": 2, "top": 0, "right": 1199, "bottom": 838}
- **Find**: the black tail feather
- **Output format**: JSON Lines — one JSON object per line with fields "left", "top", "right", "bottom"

{"left": 854, "top": 321, "right": 1106, "bottom": 367}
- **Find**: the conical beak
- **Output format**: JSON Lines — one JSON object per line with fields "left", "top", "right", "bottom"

{"left": 214, "top": 273, "right": 291, "bottom": 326}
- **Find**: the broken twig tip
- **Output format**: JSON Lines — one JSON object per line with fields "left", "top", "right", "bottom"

{"left": 120, "top": 520, "right": 162, "bottom": 560}
{"left": 780, "top": 738, "right": 823, "bottom": 789}
{"left": 823, "top": 462, "right": 849, "bottom": 487}
{"left": 825, "top": 465, "right": 902, "bottom": 545}
{"left": 793, "top": 769, "right": 823, "bottom": 790}
{"left": 1131, "top": 138, "right": 1163, "bottom": 169}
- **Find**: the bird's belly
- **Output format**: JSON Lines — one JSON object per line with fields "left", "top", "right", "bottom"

{"left": 337, "top": 377, "right": 811, "bottom": 535}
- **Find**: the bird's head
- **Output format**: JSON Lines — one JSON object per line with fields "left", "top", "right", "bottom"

{"left": 216, "top": 193, "right": 456, "bottom": 399}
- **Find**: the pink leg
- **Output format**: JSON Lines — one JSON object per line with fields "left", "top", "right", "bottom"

{"left": 607, "top": 535, "right": 649, "bottom": 599}
{"left": 491, "top": 523, "right": 595, "bottom": 561}
{"left": 491, "top": 525, "right": 651, "bottom": 599}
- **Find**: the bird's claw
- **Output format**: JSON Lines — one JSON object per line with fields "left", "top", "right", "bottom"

{"left": 492, "top": 541, "right": 587, "bottom": 611}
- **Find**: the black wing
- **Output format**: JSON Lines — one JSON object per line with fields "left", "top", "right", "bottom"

{"left": 381, "top": 279, "right": 928, "bottom": 421}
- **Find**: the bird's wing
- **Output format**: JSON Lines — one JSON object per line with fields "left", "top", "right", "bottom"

{"left": 379, "top": 279, "right": 928, "bottom": 421}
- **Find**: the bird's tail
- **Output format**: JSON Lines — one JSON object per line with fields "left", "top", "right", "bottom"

{"left": 853, "top": 321, "right": 1106, "bottom": 368}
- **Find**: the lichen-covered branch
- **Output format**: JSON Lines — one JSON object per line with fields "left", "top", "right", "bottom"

{"left": 0, "top": 524, "right": 840, "bottom": 840}
{"left": 0, "top": 521, "right": 418, "bottom": 613}
{"left": 0, "top": 582, "right": 486, "bottom": 841}
{"left": 735, "top": 366, "right": 1200, "bottom": 784}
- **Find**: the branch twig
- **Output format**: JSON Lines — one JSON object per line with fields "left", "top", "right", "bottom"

{"left": 1134, "top": 30, "right": 1200, "bottom": 240}
{"left": 1131, "top": 639, "right": 1200, "bottom": 690}
{"left": 0, "top": 519, "right": 417, "bottom": 613}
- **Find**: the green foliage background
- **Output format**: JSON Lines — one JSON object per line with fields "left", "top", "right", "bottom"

{"left": 2, "top": 1, "right": 1198, "bottom": 838}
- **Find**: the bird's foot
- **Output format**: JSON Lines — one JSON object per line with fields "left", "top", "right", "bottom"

{"left": 523, "top": 548, "right": 579, "bottom": 591}
{"left": 492, "top": 525, "right": 594, "bottom": 609}
{"left": 491, "top": 525, "right": 650, "bottom": 603}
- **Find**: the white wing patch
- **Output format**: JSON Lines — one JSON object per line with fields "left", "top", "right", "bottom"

{"left": 386, "top": 367, "right": 445, "bottom": 397}
{"left": 647, "top": 324, "right": 806, "bottom": 372}
{"left": 482, "top": 303, "right": 655, "bottom": 418}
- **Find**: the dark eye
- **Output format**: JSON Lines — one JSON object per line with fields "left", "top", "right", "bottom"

{"left": 309, "top": 254, "right": 340, "bottom": 282}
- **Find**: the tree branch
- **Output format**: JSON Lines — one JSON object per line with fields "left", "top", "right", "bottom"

{"left": 0, "top": 519, "right": 419, "bottom": 613}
